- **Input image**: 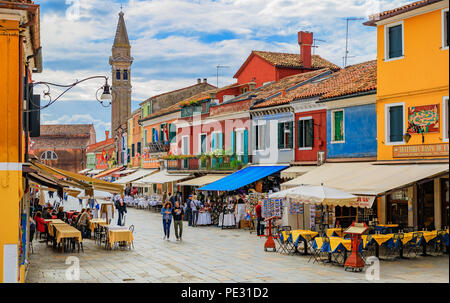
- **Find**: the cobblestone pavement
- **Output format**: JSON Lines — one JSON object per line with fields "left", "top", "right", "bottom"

{"left": 26, "top": 196, "right": 449, "bottom": 283}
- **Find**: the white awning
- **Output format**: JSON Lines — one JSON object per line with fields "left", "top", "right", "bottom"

{"left": 177, "top": 174, "right": 229, "bottom": 187}
{"left": 134, "top": 171, "right": 191, "bottom": 187}
{"left": 78, "top": 168, "right": 92, "bottom": 174}
{"left": 88, "top": 169, "right": 105, "bottom": 175}
{"left": 280, "top": 165, "right": 316, "bottom": 179}
{"left": 282, "top": 162, "right": 449, "bottom": 196}
{"left": 114, "top": 169, "right": 137, "bottom": 176}
{"left": 113, "top": 169, "right": 157, "bottom": 185}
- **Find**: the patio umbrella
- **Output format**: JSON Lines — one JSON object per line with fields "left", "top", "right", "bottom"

{"left": 269, "top": 185, "right": 358, "bottom": 206}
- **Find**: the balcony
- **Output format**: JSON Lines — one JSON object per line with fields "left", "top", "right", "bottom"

{"left": 166, "top": 155, "right": 251, "bottom": 173}
{"left": 147, "top": 142, "right": 170, "bottom": 154}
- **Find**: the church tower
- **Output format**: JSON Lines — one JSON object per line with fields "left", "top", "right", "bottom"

{"left": 109, "top": 11, "right": 133, "bottom": 139}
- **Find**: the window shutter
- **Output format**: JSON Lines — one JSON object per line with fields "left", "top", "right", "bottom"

{"left": 244, "top": 129, "right": 249, "bottom": 156}
{"left": 212, "top": 133, "right": 216, "bottom": 151}
{"left": 388, "top": 25, "right": 402, "bottom": 58}
{"left": 132, "top": 144, "right": 135, "bottom": 157}
{"left": 137, "top": 142, "right": 141, "bottom": 154}
{"left": 218, "top": 132, "right": 223, "bottom": 150}
{"left": 288, "top": 121, "right": 293, "bottom": 148}
{"left": 144, "top": 130, "right": 147, "bottom": 146}
{"left": 254, "top": 125, "right": 258, "bottom": 151}
{"left": 278, "top": 123, "right": 284, "bottom": 148}
{"left": 297, "top": 120, "right": 301, "bottom": 148}
{"left": 389, "top": 106, "right": 403, "bottom": 142}
{"left": 231, "top": 131, "right": 236, "bottom": 161}
{"left": 306, "top": 119, "right": 314, "bottom": 148}
{"left": 334, "top": 111, "right": 343, "bottom": 141}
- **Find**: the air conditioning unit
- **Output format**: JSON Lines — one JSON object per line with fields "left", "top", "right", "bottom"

{"left": 317, "top": 151, "right": 325, "bottom": 166}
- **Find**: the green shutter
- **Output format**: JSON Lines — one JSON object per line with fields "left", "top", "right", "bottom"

{"left": 144, "top": 130, "right": 147, "bottom": 146}
{"left": 231, "top": 131, "right": 236, "bottom": 162}
{"left": 334, "top": 111, "right": 343, "bottom": 141}
{"left": 132, "top": 144, "right": 135, "bottom": 157}
{"left": 388, "top": 25, "right": 402, "bottom": 58}
{"left": 297, "top": 120, "right": 301, "bottom": 148}
{"left": 288, "top": 121, "right": 293, "bottom": 148}
{"left": 389, "top": 106, "right": 403, "bottom": 142}
{"left": 306, "top": 119, "right": 314, "bottom": 148}
{"left": 278, "top": 123, "right": 284, "bottom": 148}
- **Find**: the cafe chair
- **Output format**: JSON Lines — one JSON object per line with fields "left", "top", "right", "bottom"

{"left": 308, "top": 237, "right": 328, "bottom": 264}
{"left": 275, "top": 229, "right": 292, "bottom": 254}
{"left": 405, "top": 232, "right": 422, "bottom": 258}
{"left": 361, "top": 235, "right": 375, "bottom": 260}
{"left": 428, "top": 230, "right": 446, "bottom": 256}
{"left": 384, "top": 234, "right": 401, "bottom": 260}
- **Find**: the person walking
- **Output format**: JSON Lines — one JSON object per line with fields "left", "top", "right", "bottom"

{"left": 161, "top": 202, "right": 173, "bottom": 240}
{"left": 117, "top": 196, "right": 127, "bottom": 226}
{"left": 172, "top": 201, "right": 184, "bottom": 241}
{"left": 191, "top": 195, "right": 199, "bottom": 227}
{"left": 186, "top": 195, "right": 192, "bottom": 225}
{"left": 255, "top": 200, "right": 264, "bottom": 236}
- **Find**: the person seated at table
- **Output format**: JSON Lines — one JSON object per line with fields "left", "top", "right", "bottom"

{"left": 56, "top": 206, "right": 66, "bottom": 221}
{"left": 42, "top": 207, "right": 53, "bottom": 219}
{"left": 77, "top": 208, "right": 92, "bottom": 238}
{"left": 34, "top": 211, "right": 47, "bottom": 239}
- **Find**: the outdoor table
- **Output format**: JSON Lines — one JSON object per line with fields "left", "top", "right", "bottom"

{"left": 47, "top": 221, "right": 68, "bottom": 237}
{"left": 53, "top": 224, "right": 82, "bottom": 252}
{"left": 375, "top": 224, "right": 399, "bottom": 234}
{"left": 288, "top": 230, "right": 318, "bottom": 255}
{"left": 368, "top": 234, "right": 395, "bottom": 258}
{"left": 89, "top": 218, "right": 108, "bottom": 233}
{"left": 326, "top": 228, "right": 343, "bottom": 238}
{"left": 197, "top": 212, "right": 211, "bottom": 225}
{"left": 219, "top": 213, "right": 235, "bottom": 227}
{"left": 327, "top": 237, "right": 351, "bottom": 264}
{"left": 419, "top": 230, "right": 438, "bottom": 256}
{"left": 107, "top": 229, "right": 133, "bottom": 249}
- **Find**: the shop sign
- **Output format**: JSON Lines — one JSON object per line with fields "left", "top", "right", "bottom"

{"left": 347, "top": 196, "right": 375, "bottom": 208}
{"left": 393, "top": 143, "right": 449, "bottom": 158}
{"left": 407, "top": 104, "right": 439, "bottom": 133}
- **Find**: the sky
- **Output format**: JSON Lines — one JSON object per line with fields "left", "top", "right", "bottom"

{"left": 34, "top": 0, "right": 410, "bottom": 141}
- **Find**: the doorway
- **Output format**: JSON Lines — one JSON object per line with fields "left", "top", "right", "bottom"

{"left": 417, "top": 180, "right": 435, "bottom": 230}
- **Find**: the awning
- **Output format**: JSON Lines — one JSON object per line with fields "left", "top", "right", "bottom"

{"left": 30, "top": 161, "right": 124, "bottom": 194}
{"left": 88, "top": 169, "right": 105, "bottom": 175}
{"left": 93, "top": 166, "right": 124, "bottom": 179}
{"left": 282, "top": 162, "right": 449, "bottom": 196}
{"left": 113, "top": 169, "right": 137, "bottom": 176}
{"left": 78, "top": 168, "right": 92, "bottom": 174}
{"left": 199, "top": 165, "right": 288, "bottom": 191}
{"left": 280, "top": 165, "right": 316, "bottom": 179}
{"left": 178, "top": 174, "right": 229, "bottom": 187}
{"left": 134, "top": 171, "right": 190, "bottom": 187}
{"left": 113, "top": 169, "right": 157, "bottom": 185}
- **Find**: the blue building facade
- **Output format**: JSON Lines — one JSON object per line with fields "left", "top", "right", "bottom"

{"left": 326, "top": 102, "right": 377, "bottom": 159}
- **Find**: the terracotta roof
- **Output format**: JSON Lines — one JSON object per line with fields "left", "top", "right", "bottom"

{"left": 234, "top": 51, "right": 340, "bottom": 78}
{"left": 364, "top": 0, "right": 443, "bottom": 26}
{"left": 253, "top": 60, "right": 377, "bottom": 109}
{"left": 40, "top": 124, "right": 94, "bottom": 136}
{"left": 144, "top": 82, "right": 246, "bottom": 120}
{"left": 250, "top": 68, "right": 332, "bottom": 109}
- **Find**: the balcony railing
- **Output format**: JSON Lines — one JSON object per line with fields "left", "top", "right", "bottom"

{"left": 166, "top": 155, "right": 251, "bottom": 172}
{"left": 147, "top": 142, "right": 170, "bottom": 153}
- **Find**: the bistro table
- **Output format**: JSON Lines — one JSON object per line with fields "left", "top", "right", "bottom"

{"left": 364, "top": 234, "right": 395, "bottom": 259}
{"left": 89, "top": 218, "right": 108, "bottom": 233}
{"left": 326, "top": 228, "right": 344, "bottom": 238}
{"left": 326, "top": 237, "right": 351, "bottom": 264}
{"left": 289, "top": 230, "right": 318, "bottom": 255}
{"left": 105, "top": 226, "right": 133, "bottom": 250}
{"left": 53, "top": 224, "right": 82, "bottom": 252}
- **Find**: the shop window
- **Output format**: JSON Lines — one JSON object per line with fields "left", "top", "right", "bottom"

{"left": 387, "top": 189, "right": 409, "bottom": 227}
{"left": 331, "top": 110, "right": 344, "bottom": 142}
{"left": 41, "top": 150, "right": 57, "bottom": 160}
{"left": 297, "top": 117, "right": 314, "bottom": 149}
{"left": 386, "top": 103, "right": 404, "bottom": 144}
{"left": 278, "top": 121, "right": 293, "bottom": 149}
{"left": 385, "top": 22, "right": 403, "bottom": 60}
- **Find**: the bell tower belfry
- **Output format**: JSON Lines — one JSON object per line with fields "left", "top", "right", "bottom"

{"left": 109, "top": 11, "right": 133, "bottom": 139}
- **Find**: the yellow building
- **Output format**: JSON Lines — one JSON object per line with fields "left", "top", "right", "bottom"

{"left": 365, "top": 0, "right": 449, "bottom": 229}
{"left": 0, "top": 1, "right": 42, "bottom": 283}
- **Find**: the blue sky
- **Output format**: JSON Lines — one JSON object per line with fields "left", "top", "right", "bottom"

{"left": 34, "top": 0, "right": 410, "bottom": 141}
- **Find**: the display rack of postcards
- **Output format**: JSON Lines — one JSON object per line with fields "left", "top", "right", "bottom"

{"left": 262, "top": 197, "right": 283, "bottom": 219}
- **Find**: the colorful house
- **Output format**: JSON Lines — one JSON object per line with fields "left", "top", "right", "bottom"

{"left": 0, "top": 0, "right": 42, "bottom": 283}
{"left": 364, "top": 0, "right": 449, "bottom": 229}
{"left": 86, "top": 131, "right": 115, "bottom": 170}
{"left": 127, "top": 109, "right": 142, "bottom": 168}
{"left": 234, "top": 31, "right": 340, "bottom": 88}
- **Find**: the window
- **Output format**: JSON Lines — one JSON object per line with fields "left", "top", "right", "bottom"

{"left": 199, "top": 134, "right": 207, "bottom": 154}
{"left": 147, "top": 103, "right": 151, "bottom": 116}
{"left": 123, "top": 69, "right": 128, "bottom": 80}
{"left": 331, "top": 110, "right": 344, "bottom": 142}
{"left": 41, "top": 150, "right": 57, "bottom": 160}
{"left": 385, "top": 22, "right": 403, "bottom": 60}
{"left": 116, "top": 69, "right": 121, "bottom": 80}
{"left": 241, "top": 87, "right": 248, "bottom": 94}
{"left": 182, "top": 136, "right": 189, "bottom": 155}
{"left": 168, "top": 124, "right": 176, "bottom": 143}
{"left": 297, "top": 118, "right": 314, "bottom": 149}
{"left": 131, "top": 144, "right": 135, "bottom": 157}
{"left": 236, "top": 130, "right": 245, "bottom": 155}
{"left": 444, "top": 97, "right": 449, "bottom": 142}
{"left": 443, "top": 8, "right": 449, "bottom": 49}
{"left": 278, "top": 121, "right": 293, "bottom": 149}
{"left": 137, "top": 142, "right": 142, "bottom": 154}
{"left": 386, "top": 103, "right": 405, "bottom": 144}
{"left": 254, "top": 124, "right": 266, "bottom": 150}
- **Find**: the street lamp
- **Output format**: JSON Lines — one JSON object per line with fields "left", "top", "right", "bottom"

{"left": 404, "top": 122, "right": 426, "bottom": 144}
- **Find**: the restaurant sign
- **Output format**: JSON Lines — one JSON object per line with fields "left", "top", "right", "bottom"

{"left": 347, "top": 196, "right": 376, "bottom": 208}
{"left": 393, "top": 143, "right": 449, "bottom": 158}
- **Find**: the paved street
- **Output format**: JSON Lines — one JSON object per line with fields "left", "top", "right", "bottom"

{"left": 26, "top": 197, "right": 449, "bottom": 283}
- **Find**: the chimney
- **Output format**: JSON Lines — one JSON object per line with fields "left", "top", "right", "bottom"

{"left": 298, "top": 31, "right": 313, "bottom": 69}
{"left": 105, "top": 130, "right": 110, "bottom": 139}
{"left": 203, "top": 78, "right": 207, "bottom": 83}
{"left": 197, "top": 78, "right": 201, "bottom": 84}
{"left": 248, "top": 82, "right": 256, "bottom": 91}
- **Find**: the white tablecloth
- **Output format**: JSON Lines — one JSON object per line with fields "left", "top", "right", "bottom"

{"left": 197, "top": 212, "right": 211, "bottom": 225}
{"left": 219, "top": 213, "right": 235, "bottom": 227}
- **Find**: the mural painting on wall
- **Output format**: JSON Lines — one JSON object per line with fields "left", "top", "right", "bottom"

{"left": 407, "top": 104, "right": 439, "bottom": 134}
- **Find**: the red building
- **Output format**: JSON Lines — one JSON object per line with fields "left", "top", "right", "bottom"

{"left": 234, "top": 32, "right": 340, "bottom": 88}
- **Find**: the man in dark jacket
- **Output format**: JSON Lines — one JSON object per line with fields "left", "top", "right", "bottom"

{"left": 117, "top": 196, "right": 127, "bottom": 226}
{"left": 172, "top": 201, "right": 184, "bottom": 241}
{"left": 186, "top": 195, "right": 193, "bottom": 226}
